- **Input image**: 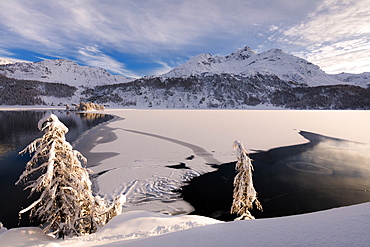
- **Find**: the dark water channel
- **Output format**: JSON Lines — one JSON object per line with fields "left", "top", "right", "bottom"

{"left": 181, "top": 131, "right": 370, "bottom": 221}
{"left": 0, "top": 110, "right": 113, "bottom": 228}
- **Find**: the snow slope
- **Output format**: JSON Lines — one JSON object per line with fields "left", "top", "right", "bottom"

{"left": 105, "top": 202, "right": 370, "bottom": 247}
{"left": 0, "top": 200, "right": 369, "bottom": 246}
{"left": 334, "top": 72, "right": 370, "bottom": 88}
{"left": 162, "top": 47, "right": 342, "bottom": 87}
{"left": 160, "top": 46, "right": 370, "bottom": 88}
{"left": 0, "top": 59, "right": 132, "bottom": 87}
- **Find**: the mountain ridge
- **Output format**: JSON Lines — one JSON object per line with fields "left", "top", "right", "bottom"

{"left": 161, "top": 46, "right": 369, "bottom": 88}
{"left": 0, "top": 46, "right": 370, "bottom": 109}
{"left": 1, "top": 47, "right": 370, "bottom": 88}
{"left": 0, "top": 59, "right": 132, "bottom": 87}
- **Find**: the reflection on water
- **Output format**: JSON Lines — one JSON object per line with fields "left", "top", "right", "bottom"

{"left": 181, "top": 131, "right": 370, "bottom": 221}
{"left": 0, "top": 110, "right": 113, "bottom": 228}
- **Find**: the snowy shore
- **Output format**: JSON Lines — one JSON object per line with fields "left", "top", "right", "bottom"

{"left": 1, "top": 108, "right": 370, "bottom": 246}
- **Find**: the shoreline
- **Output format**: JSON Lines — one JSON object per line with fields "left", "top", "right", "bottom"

{"left": 0, "top": 110, "right": 115, "bottom": 229}
{"left": 73, "top": 114, "right": 122, "bottom": 167}
{"left": 181, "top": 131, "right": 370, "bottom": 221}
{"left": 71, "top": 109, "right": 370, "bottom": 218}
{"left": 2, "top": 107, "right": 370, "bottom": 218}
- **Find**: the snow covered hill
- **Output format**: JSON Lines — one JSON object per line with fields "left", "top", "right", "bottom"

{"left": 162, "top": 46, "right": 344, "bottom": 87}
{"left": 86, "top": 73, "right": 370, "bottom": 109}
{"left": 0, "top": 58, "right": 13, "bottom": 65}
{"left": 1, "top": 47, "right": 370, "bottom": 90}
{"left": 334, "top": 72, "right": 370, "bottom": 88}
{"left": 0, "top": 59, "right": 132, "bottom": 87}
{"left": 2, "top": 203, "right": 370, "bottom": 246}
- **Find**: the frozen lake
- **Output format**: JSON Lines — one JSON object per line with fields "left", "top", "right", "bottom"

{"left": 1, "top": 108, "right": 370, "bottom": 229}
{"left": 73, "top": 109, "right": 370, "bottom": 219}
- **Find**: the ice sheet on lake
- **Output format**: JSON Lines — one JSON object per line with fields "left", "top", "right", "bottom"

{"left": 74, "top": 109, "right": 370, "bottom": 215}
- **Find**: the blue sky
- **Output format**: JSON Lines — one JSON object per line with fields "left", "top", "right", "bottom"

{"left": 0, "top": 0, "right": 369, "bottom": 78}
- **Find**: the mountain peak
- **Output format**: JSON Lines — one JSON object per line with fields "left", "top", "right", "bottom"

{"left": 161, "top": 46, "right": 342, "bottom": 86}
{"left": 226, "top": 46, "right": 256, "bottom": 61}
{"left": 189, "top": 53, "right": 213, "bottom": 62}
{"left": 0, "top": 59, "right": 132, "bottom": 87}
{"left": 35, "top": 59, "right": 78, "bottom": 67}
{"left": 268, "top": 48, "right": 283, "bottom": 53}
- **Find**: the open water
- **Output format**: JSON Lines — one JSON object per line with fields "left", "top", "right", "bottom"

{"left": 181, "top": 131, "right": 370, "bottom": 221}
{"left": 0, "top": 110, "right": 113, "bottom": 228}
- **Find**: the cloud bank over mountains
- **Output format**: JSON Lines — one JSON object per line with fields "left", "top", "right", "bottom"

{"left": 0, "top": 0, "right": 369, "bottom": 77}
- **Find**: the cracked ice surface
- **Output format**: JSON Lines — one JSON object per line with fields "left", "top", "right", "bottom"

{"left": 74, "top": 109, "right": 370, "bottom": 215}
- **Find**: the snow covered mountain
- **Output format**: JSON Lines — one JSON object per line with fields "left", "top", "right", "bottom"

{"left": 333, "top": 72, "right": 370, "bottom": 88}
{"left": 86, "top": 72, "right": 370, "bottom": 109}
{"left": 0, "top": 59, "right": 132, "bottom": 87}
{"left": 0, "top": 47, "right": 369, "bottom": 108}
{"left": 81, "top": 47, "right": 370, "bottom": 109}
{"left": 162, "top": 46, "right": 343, "bottom": 87}
{"left": 0, "top": 57, "right": 13, "bottom": 65}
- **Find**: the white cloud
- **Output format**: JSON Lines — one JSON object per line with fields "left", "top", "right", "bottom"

{"left": 2, "top": 57, "right": 31, "bottom": 64}
{"left": 0, "top": 48, "right": 14, "bottom": 57}
{"left": 0, "top": 0, "right": 317, "bottom": 75}
{"left": 269, "top": 25, "right": 279, "bottom": 32}
{"left": 0, "top": 0, "right": 319, "bottom": 53}
{"left": 149, "top": 61, "right": 173, "bottom": 76}
{"left": 1, "top": 0, "right": 367, "bottom": 74}
{"left": 77, "top": 46, "right": 140, "bottom": 78}
{"left": 0, "top": 48, "right": 31, "bottom": 63}
{"left": 0, "top": 1, "right": 66, "bottom": 49}
{"left": 277, "top": 0, "right": 370, "bottom": 73}
{"left": 293, "top": 37, "right": 370, "bottom": 74}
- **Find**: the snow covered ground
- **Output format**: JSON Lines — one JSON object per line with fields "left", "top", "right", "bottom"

{"left": 1, "top": 108, "right": 370, "bottom": 246}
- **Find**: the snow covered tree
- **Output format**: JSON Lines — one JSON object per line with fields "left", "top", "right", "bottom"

{"left": 16, "top": 114, "right": 125, "bottom": 238}
{"left": 231, "top": 140, "right": 262, "bottom": 220}
{"left": 0, "top": 222, "right": 6, "bottom": 234}
{"left": 74, "top": 102, "right": 105, "bottom": 111}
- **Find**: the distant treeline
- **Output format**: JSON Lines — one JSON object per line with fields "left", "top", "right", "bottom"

{"left": 82, "top": 74, "right": 370, "bottom": 109}
{"left": 0, "top": 75, "right": 76, "bottom": 105}
{"left": 1, "top": 73, "right": 370, "bottom": 109}
{"left": 270, "top": 84, "right": 370, "bottom": 109}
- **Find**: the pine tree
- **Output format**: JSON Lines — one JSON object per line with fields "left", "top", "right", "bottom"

{"left": 16, "top": 114, "right": 124, "bottom": 238}
{"left": 231, "top": 140, "right": 262, "bottom": 220}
